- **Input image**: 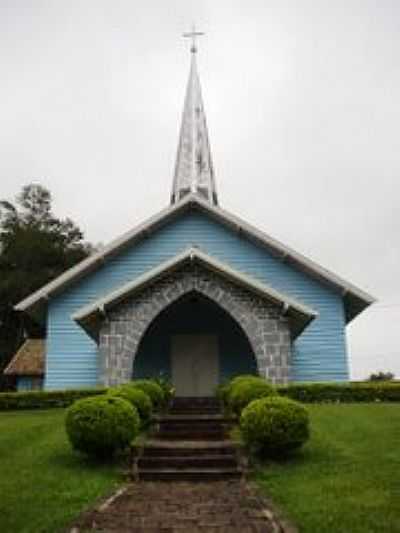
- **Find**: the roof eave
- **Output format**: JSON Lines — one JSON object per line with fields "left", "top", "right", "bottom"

{"left": 343, "top": 291, "right": 376, "bottom": 324}
{"left": 15, "top": 194, "right": 375, "bottom": 323}
{"left": 14, "top": 198, "right": 194, "bottom": 315}
{"left": 73, "top": 248, "right": 317, "bottom": 341}
{"left": 4, "top": 370, "right": 44, "bottom": 377}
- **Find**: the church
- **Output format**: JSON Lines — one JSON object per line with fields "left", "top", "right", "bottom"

{"left": 6, "top": 37, "right": 374, "bottom": 394}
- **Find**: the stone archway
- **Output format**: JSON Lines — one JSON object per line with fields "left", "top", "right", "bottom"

{"left": 99, "top": 263, "right": 291, "bottom": 386}
{"left": 133, "top": 291, "right": 259, "bottom": 393}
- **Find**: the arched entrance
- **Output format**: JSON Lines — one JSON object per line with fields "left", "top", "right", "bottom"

{"left": 133, "top": 292, "right": 257, "bottom": 396}
{"left": 96, "top": 259, "right": 294, "bottom": 387}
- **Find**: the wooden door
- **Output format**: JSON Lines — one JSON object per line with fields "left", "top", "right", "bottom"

{"left": 171, "top": 334, "right": 219, "bottom": 397}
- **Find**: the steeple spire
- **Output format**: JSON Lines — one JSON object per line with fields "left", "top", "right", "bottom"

{"left": 171, "top": 27, "right": 218, "bottom": 205}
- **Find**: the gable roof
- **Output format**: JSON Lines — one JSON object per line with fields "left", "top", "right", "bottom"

{"left": 4, "top": 339, "right": 45, "bottom": 376}
{"left": 73, "top": 247, "right": 317, "bottom": 340}
{"left": 15, "top": 194, "right": 375, "bottom": 323}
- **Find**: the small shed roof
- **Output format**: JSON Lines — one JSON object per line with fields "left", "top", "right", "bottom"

{"left": 4, "top": 339, "right": 45, "bottom": 376}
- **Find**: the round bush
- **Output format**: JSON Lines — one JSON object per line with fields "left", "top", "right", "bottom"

{"left": 108, "top": 386, "right": 152, "bottom": 426}
{"left": 229, "top": 378, "right": 276, "bottom": 415}
{"left": 127, "top": 380, "right": 164, "bottom": 410}
{"left": 229, "top": 374, "right": 261, "bottom": 388}
{"left": 65, "top": 396, "right": 140, "bottom": 456}
{"left": 240, "top": 396, "right": 310, "bottom": 456}
{"left": 223, "top": 374, "right": 264, "bottom": 406}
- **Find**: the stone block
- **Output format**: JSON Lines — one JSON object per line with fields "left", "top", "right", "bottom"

{"left": 264, "top": 333, "right": 280, "bottom": 344}
{"left": 113, "top": 322, "right": 127, "bottom": 335}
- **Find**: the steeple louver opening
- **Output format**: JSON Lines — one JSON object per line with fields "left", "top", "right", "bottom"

{"left": 171, "top": 33, "right": 218, "bottom": 206}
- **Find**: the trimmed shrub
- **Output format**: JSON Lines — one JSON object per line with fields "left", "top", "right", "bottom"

{"left": 152, "top": 376, "right": 175, "bottom": 404}
{"left": 108, "top": 386, "right": 152, "bottom": 426}
{"left": 125, "top": 380, "right": 165, "bottom": 410}
{"left": 219, "top": 374, "right": 263, "bottom": 408}
{"left": 2, "top": 381, "right": 398, "bottom": 412}
{"left": 229, "top": 378, "right": 277, "bottom": 415}
{"left": 0, "top": 388, "right": 107, "bottom": 411}
{"left": 65, "top": 395, "right": 139, "bottom": 456}
{"left": 240, "top": 396, "right": 310, "bottom": 456}
{"left": 229, "top": 374, "right": 261, "bottom": 388}
{"left": 278, "top": 382, "right": 400, "bottom": 403}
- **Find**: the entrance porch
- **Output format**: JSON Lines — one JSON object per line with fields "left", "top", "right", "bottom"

{"left": 133, "top": 293, "right": 257, "bottom": 396}
{"left": 73, "top": 249, "right": 316, "bottom": 390}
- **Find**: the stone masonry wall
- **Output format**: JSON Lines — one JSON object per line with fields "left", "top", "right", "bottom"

{"left": 98, "top": 263, "right": 291, "bottom": 386}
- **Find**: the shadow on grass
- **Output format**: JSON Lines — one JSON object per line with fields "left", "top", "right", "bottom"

{"left": 233, "top": 423, "right": 339, "bottom": 470}
{"left": 48, "top": 446, "right": 128, "bottom": 473}
{"left": 249, "top": 447, "right": 309, "bottom": 471}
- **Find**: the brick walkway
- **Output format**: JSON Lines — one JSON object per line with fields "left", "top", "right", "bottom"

{"left": 73, "top": 480, "right": 287, "bottom": 532}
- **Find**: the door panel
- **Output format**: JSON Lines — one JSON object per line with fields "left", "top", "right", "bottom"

{"left": 171, "top": 334, "right": 219, "bottom": 396}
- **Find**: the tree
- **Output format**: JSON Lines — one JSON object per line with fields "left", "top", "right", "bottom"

{"left": 0, "top": 184, "right": 93, "bottom": 375}
{"left": 368, "top": 371, "right": 395, "bottom": 382}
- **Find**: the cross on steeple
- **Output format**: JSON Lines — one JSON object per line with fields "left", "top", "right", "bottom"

{"left": 183, "top": 25, "right": 204, "bottom": 54}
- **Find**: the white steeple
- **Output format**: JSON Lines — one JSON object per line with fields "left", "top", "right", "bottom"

{"left": 171, "top": 28, "right": 218, "bottom": 205}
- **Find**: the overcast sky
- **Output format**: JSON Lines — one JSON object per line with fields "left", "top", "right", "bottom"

{"left": 1, "top": 0, "right": 399, "bottom": 380}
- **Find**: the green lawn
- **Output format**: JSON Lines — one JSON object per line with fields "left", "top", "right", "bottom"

{"left": 1, "top": 405, "right": 399, "bottom": 533}
{"left": 255, "top": 403, "right": 400, "bottom": 533}
{"left": 0, "top": 409, "right": 121, "bottom": 532}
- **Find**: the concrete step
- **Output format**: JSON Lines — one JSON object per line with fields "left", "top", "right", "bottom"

{"left": 138, "top": 454, "right": 238, "bottom": 469}
{"left": 135, "top": 397, "right": 240, "bottom": 482}
{"left": 142, "top": 446, "right": 236, "bottom": 457}
{"left": 157, "top": 429, "right": 226, "bottom": 440}
{"left": 168, "top": 409, "right": 222, "bottom": 416}
{"left": 137, "top": 467, "right": 242, "bottom": 482}
{"left": 171, "top": 397, "right": 220, "bottom": 406}
{"left": 158, "top": 421, "right": 229, "bottom": 432}
{"left": 156, "top": 414, "right": 232, "bottom": 422}
{"left": 141, "top": 439, "right": 237, "bottom": 457}
{"left": 170, "top": 398, "right": 221, "bottom": 416}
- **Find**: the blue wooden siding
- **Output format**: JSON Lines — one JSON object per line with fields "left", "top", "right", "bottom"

{"left": 46, "top": 210, "right": 348, "bottom": 389}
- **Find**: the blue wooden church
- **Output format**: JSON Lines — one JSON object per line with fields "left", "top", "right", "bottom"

{"left": 8, "top": 40, "right": 374, "bottom": 394}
